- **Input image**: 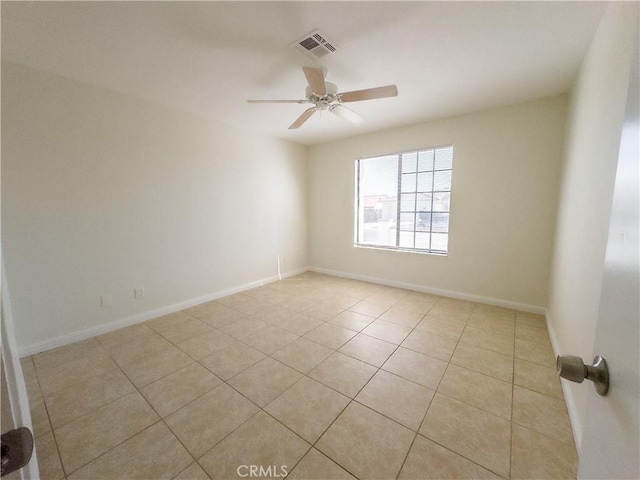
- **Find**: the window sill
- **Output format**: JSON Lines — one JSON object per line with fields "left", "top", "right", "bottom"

{"left": 353, "top": 243, "right": 448, "bottom": 257}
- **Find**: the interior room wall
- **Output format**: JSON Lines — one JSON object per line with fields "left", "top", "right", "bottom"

{"left": 546, "top": 2, "right": 638, "bottom": 450}
{"left": 308, "top": 96, "right": 567, "bottom": 310}
{"left": 1, "top": 62, "right": 308, "bottom": 353}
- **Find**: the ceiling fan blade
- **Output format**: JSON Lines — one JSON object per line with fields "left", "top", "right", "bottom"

{"left": 247, "top": 99, "right": 308, "bottom": 104}
{"left": 330, "top": 104, "right": 363, "bottom": 125}
{"left": 338, "top": 85, "right": 398, "bottom": 102}
{"left": 289, "top": 107, "right": 317, "bottom": 129}
{"left": 302, "top": 66, "right": 327, "bottom": 95}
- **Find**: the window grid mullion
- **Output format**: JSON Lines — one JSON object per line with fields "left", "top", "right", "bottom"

{"left": 429, "top": 158, "right": 436, "bottom": 252}
{"left": 412, "top": 152, "right": 418, "bottom": 249}
{"left": 395, "top": 154, "right": 402, "bottom": 248}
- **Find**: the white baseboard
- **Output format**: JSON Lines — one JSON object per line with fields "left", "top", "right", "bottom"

{"left": 18, "top": 267, "right": 308, "bottom": 358}
{"left": 309, "top": 266, "right": 545, "bottom": 314}
{"left": 544, "top": 310, "right": 583, "bottom": 451}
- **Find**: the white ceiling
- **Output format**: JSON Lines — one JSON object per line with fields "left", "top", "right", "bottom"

{"left": 1, "top": 1, "right": 606, "bottom": 146}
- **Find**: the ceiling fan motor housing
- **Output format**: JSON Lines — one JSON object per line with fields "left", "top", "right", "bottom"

{"left": 306, "top": 82, "right": 338, "bottom": 109}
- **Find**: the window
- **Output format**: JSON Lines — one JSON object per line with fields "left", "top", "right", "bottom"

{"left": 355, "top": 145, "right": 453, "bottom": 255}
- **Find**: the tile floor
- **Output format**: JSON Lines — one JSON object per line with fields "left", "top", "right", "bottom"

{"left": 22, "top": 272, "right": 578, "bottom": 479}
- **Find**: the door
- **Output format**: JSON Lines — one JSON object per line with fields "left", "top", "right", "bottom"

{"left": 2, "top": 261, "right": 39, "bottom": 478}
{"left": 577, "top": 32, "right": 639, "bottom": 479}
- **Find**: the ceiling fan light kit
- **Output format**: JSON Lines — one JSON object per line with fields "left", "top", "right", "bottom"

{"left": 247, "top": 66, "right": 398, "bottom": 129}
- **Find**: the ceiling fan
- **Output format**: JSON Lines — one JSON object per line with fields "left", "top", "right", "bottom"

{"left": 247, "top": 67, "right": 398, "bottom": 129}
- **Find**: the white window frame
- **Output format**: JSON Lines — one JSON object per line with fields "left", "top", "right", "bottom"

{"left": 354, "top": 145, "right": 454, "bottom": 255}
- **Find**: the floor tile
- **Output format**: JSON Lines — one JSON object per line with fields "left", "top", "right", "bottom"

{"left": 420, "top": 393, "right": 511, "bottom": 478}
{"left": 145, "top": 311, "right": 193, "bottom": 331}
{"left": 515, "top": 338, "right": 555, "bottom": 367}
{"left": 511, "top": 424, "right": 578, "bottom": 479}
{"left": 514, "top": 358, "right": 563, "bottom": 399}
{"left": 55, "top": 392, "right": 159, "bottom": 473}
{"left": 316, "top": 402, "right": 414, "bottom": 480}
{"left": 427, "top": 303, "right": 474, "bottom": 324}
{"left": 467, "top": 313, "right": 515, "bottom": 337}
{"left": 177, "top": 329, "right": 237, "bottom": 359}
{"left": 361, "top": 319, "right": 412, "bottom": 344}
{"left": 378, "top": 306, "right": 425, "bottom": 328}
{"left": 103, "top": 330, "right": 174, "bottom": 366}
{"left": 147, "top": 315, "right": 213, "bottom": 344}
{"left": 33, "top": 338, "right": 107, "bottom": 372}
{"left": 355, "top": 370, "right": 434, "bottom": 430}
{"left": 199, "top": 411, "right": 310, "bottom": 480}
{"left": 437, "top": 364, "right": 512, "bottom": 419}
{"left": 398, "top": 434, "right": 501, "bottom": 479}
{"left": 382, "top": 347, "right": 447, "bottom": 389}
{"left": 415, "top": 314, "right": 465, "bottom": 339}
{"left": 21, "top": 357, "right": 39, "bottom": 402}
{"left": 328, "top": 310, "right": 375, "bottom": 332}
{"left": 67, "top": 422, "right": 191, "bottom": 480}
{"left": 302, "top": 302, "right": 344, "bottom": 321}
{"left": 140, "top": 363, "right": 221, "bottom": 417}
{"left": 303, "top": 323, "right": 357, "bottom": 349}
{"left": 173, "top": 462, "right": 212, "bottom": 480}
{"left": 45, "top": 368, "right": 135, "bottom": 428}
{"left": 271, "top": 337, "right": 333, "bottom": 373}
{"left": 273, "top": 312, "right": 323, "bottom": 335}
{"left": 34, "top": 432, "right": 65, "bottom": 480}
{"left": 348, "top": 300, "right": 389, "bottom": 318}
{"left": 450, "top": 343, "right": 514, "bottom": 382}
{"left": 324, "top": 292, "right": 361, "bottom": 309}
{"left": 365, "top": 292, "right": 405, "bottom": 308}
{"left": 516, "top": 323, "right": 552, "bottom": 346}
{"left": 227, "top": 357, "right": 302, "bottom": 407}
{"left": 516, "top": 311, "right": 547, "bottom": 330}
{"left": 198, "top": 306, "right": 247, "bottom": 328}
{"left": 279, "top": 295, "right": 318, "bottom": 311}
{"left": 433, "top": 297, "right": 475, "bottom": 313}
{"left": 242, "top": 325, "right": 299, "bottom": 355}
{"left": 95, "top": 323, "right": 155, "bottom": 350}
{"left": 472, "top": 305, "right": 515, "bottom": 322}
{"left": 219, "top": 317, "right": 269, "bottom": 340}
{"left": 265, "top": 377, "right": 350, "bottom": 443}
{"left": 287, "top": 448, "right": 356, "bottom": 480}
{"left": 30, "top": 398, "right": 51, "bottom": 438}
{"left": 512, "top": 386, "right": 574, "bottom": 445}
{"left": 338, "top": 333, "right": 397, "bottom": 367}
{"left": 24, "top": 275, "right": 581, "bottom": 480}
{"left": 36, "top": 352, "right": 120, "bottom": 395}
{"left": 309, "top": 352, "right": 377, "bottom": 398}
{"left": 216, "top": 294, "right": 267, "bottom": 315}
{"left": 165, "top": 384, "right": 259, "bottom": 457}
{"left": 459, "top": 326, "right": 514, "bottom": 356}
{"left": 392, "top": 295, "right": 437, "bottom": 316}
{"left": 252, "top": 304, "right": 297, "bottom": 325}
{"left": 199, "top": 342, "right": 265, "bottom": 380}
{"left": 120, "top": 345, "right": 193, "bottom": 388}
{"left": 401, "top": 329, "right": 458, "bottom": 361}
{"left": 183, "top": 300, "right": 222, "bottom": 319}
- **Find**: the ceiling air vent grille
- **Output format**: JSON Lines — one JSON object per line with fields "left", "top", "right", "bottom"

{"left": 294, "top": 30, "right": 339, "bottom": 59}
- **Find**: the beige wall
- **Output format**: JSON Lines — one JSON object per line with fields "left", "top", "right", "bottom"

{"left": 308, "top": 96, "right": 567, "bottom": 310}
{"left": 547, "top": 3, "right": 638, "bottom": 450}
{"left": 1, "top": 62, "right": 308, "bottom": 351}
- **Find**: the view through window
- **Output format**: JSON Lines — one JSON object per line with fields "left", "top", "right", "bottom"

{"left": 355, "top": 145, "right": 453, "bottom": 254}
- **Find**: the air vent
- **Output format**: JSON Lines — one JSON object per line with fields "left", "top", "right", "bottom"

{"left": 293, "top": 29, "right": 339, "bottom": 59}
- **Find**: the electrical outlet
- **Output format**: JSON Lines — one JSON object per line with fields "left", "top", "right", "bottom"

{"left": 134, "top": 287, "right": 144, "bottom": 299}
{"left": 100, "top": 294, "right": 112, "bottom": 307}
